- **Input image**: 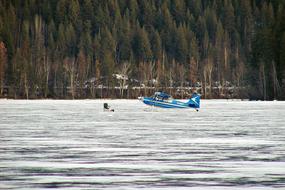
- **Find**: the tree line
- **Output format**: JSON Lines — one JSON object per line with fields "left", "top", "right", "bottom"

{"left": 0, "top": 0, "right": 285, "bottom": 99}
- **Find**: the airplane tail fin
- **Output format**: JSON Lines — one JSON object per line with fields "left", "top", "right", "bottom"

{"left": 188, "top": 93, "right": 200, "bottom": 108}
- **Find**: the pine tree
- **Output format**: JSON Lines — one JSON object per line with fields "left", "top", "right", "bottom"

{"left": 132, "top": 25, "right": 152, "bottom": 62}
{"left": 116, "top": 15, "right": 131, "bottom": 62}
{"left": 65, "top": 23, "right": 76, "bottom": 56}
{"left": 151, "top": 30, "right": 162, "bottom": 61}
{"left": 175, "top": 24, "right": 188, "bottom": 64}
{"left": 100, "top": 27, "right": 115, "bottom": 82}
{"left": 223, "top": 0, "right": 235, "bottom": 38}
{"left": 0, "top": 0, "right": 284, "bottom": 99}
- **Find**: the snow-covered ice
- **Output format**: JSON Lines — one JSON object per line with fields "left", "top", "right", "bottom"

{"left": 0, "top": 99, "right": 285, "bottom": 189}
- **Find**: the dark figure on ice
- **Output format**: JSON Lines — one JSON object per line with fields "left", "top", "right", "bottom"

{"left": 104, "top": 103, "right": 114, "bottom": 112}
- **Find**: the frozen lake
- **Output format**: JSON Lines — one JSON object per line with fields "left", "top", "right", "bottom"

{"left": 0, "top": 99, "right": 285, "bottom": 189}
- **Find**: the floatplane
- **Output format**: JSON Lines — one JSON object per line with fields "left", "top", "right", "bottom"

{"left": 138, "top": 92, "right": 200, "bottom": 111}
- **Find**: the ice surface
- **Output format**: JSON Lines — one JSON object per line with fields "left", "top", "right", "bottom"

{"left": 0, "top": 99, "right": 285, "bottom": 189}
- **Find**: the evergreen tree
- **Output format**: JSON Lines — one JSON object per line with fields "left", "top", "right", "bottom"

{"left": 0, "top": 0, "right": 284, "bottom": 99}
{"left": 132, "top": 25, "right": 152, "bottom": 62}
{"left": 175, "top": 24, "right": 188, "bottom": 64}
{"left": 151, "top": 30, "right": 162, "bottom": 61}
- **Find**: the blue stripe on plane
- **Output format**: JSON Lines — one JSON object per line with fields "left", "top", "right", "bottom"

{"left": 143, "top": 98, "right": 189, "bottom": 108}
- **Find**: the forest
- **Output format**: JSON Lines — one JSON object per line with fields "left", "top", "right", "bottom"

{"left": 0, "top": 0, "right": 285, "bottom": 99}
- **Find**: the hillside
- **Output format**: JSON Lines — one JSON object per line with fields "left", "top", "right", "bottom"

{"left": 0, "top": 0, "right": 285, "bottom": 99}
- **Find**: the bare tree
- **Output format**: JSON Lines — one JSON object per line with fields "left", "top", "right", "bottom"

{"left": 168, "top": 60, "right": 177, "bottom": 95}
{"left": 222, "top": 32, "right": 230, "bottom": 95}
{"left": 138, "top": 62, "right": 145, "bottom": 95}
{"left": 155, "top": 59, "right": 162, "bottom": 90}
{"left": 77, "top": 49, "right": 88, "bottom": 97}
{"left": 63, "top": 57, "right": 76, "bottom": 99}
{"left": 161, "top": 50, "right": 166, "bottom": 88}
{"left": 203, "top": 60, "right": 213, "bottom": 99}
{"left": 259, "top": 63, "right": 266, "bottom": 100}
{"left": 139, "top": 61, "right": 154, "bottom": 96}
{"left": 117, "top": 62, "right": 131, "bottom": 98}
{"left": 189, "top": 57, "right": 198, "bottom": 86}
{"left": 178, "top": 64, "right": 185, "bottom": 98}
{"left": 236, "top": 62, "right": 244, "bottom": 87}
{"left": 34, "top": 15, "right": 46, "bottom": 97}
{"left": 203, "top": 67, "right": 207, "bottom": 99}
{"left": 52, "top": 58, "right": 59, "bottom": 96}
{"left": 0, "top": 42, "right": 7, "bottom": 96}
{"left": 207, "top": 61, "right": 213, "bottom": 98}
{"left": 43, "top": 49, "right": 50, "bottom": 97}
{"left": 272, "top": 61, "right": 280, "bottom": 99}
{"left": 23, "top": 71, "right": 29, "bottom": 99}
{"left": 149, "top": 61, "right": 155, "bottom": 87}
{"left": 95, "top": 59, "right": 101, "bottom": 98}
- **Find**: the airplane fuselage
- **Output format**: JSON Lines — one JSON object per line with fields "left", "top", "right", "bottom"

{"left": 141, "top": 97, "right": 192, "bottom": 109}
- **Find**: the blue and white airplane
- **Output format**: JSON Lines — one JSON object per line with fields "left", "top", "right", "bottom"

{"left": 138, "top": 92, "right": 200, "bottom": 111}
